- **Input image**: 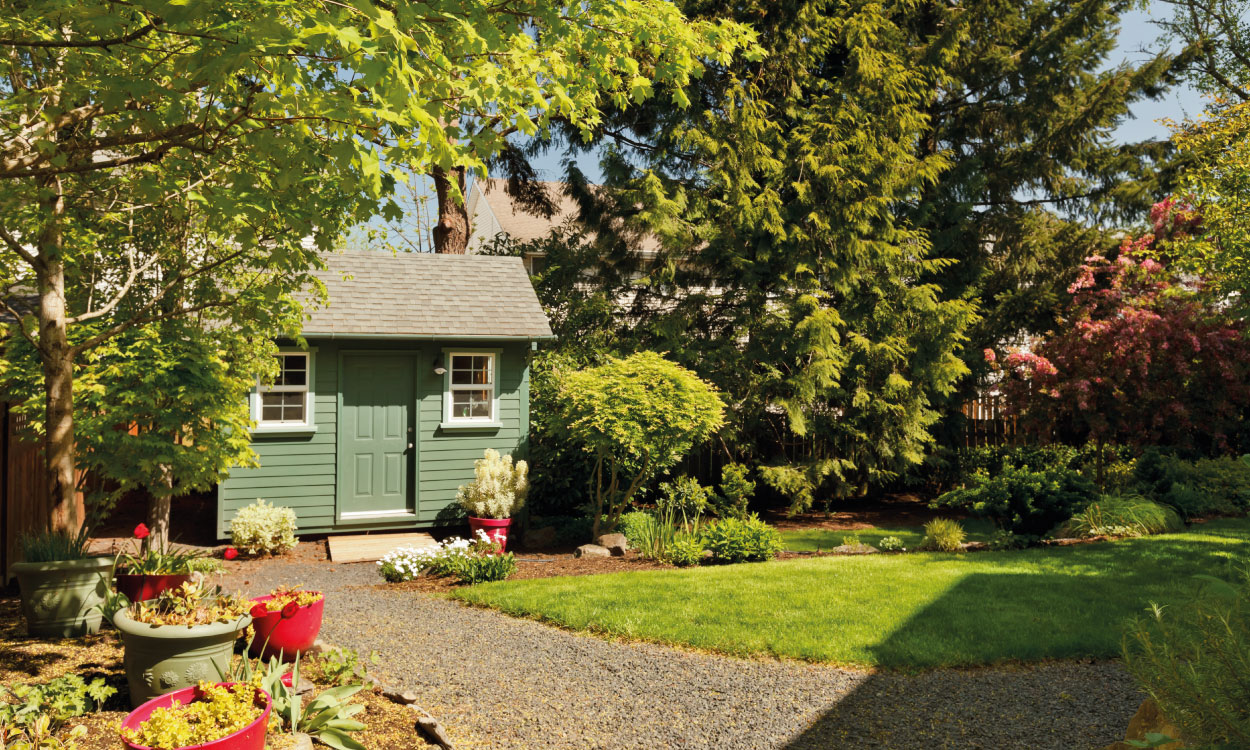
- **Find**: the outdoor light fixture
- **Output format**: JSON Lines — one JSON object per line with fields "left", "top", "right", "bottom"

{"left": 433, "top": 355, "right": 446, "bottom": 376}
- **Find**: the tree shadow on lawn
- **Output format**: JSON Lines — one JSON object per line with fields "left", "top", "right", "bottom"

{"left": 780, "top": 530, "right": 1249, "bottom": 748}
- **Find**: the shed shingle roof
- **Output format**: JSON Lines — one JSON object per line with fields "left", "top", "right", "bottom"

{"left": 303, "top": 251, "right": 553, "bottom": 339}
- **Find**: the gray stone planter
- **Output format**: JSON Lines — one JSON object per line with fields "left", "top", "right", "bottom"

{"left": 113, "top": 609, "right": 251, "bottom": 707}
{"left": 13, "top": 556, "right": 114, "bottom": 638}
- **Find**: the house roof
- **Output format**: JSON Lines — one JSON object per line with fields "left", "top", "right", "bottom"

{"left": 471, "top": 179, "right": 580, "bottom": 244}
{"left": 303, "top": 251, "right": 554, "bottom": 340}
{"left": 468, "top": 179, "right": 661, "bottom": 255}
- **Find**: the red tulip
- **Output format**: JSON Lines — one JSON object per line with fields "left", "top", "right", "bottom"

{"left": 280, "top": 601, "right": 300, "bottom": 619}
{"left": 133, "top": 523, "right": 150, "bottom": 539}
{"left": 249, "top": 603, "right": 269, "bottom": 620}
{"left": 223, "top": 547, "right": 239, "bottom": 561}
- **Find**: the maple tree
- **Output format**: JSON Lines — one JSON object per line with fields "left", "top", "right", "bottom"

{"left": 996, "top": 232, "right": 1250, "bottom": 457}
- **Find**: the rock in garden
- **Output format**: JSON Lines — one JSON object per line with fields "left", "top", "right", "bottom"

{"left": 415, "top": 712, "right": 455, "bottom": 748}
{"left": 524, "top": 526, "right": 557, "bottom": 550}
{"left": 595, "top": 533, "right": 629, "bottom": 556}
{"left": 575, "top": 543, "right": 611, "bottom": 558}
{"left": 384, "top": 687, "right": 420, "bottom": 705}
{"left": 293, "top": 676, "right": 315, "bottom": 695}
{"left": 1103, "top": 698, "right": 1187, "bottom": 750}
{"left": 832, "top": 543, "right": 879, "bottom": 555}
{"left": 290, "top": 732, "right": 314, "bottom": 750}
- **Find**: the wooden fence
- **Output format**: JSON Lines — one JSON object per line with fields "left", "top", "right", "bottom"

{"left": 960, "top": 392, "right": 1021, "bottom": 448}
{"left": 1, "top": 403, "right": 87, "bottom": 582}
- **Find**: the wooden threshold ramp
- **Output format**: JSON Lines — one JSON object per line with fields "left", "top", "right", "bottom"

{"left": 327, "top": 532, "right": 437, "bottom": 563}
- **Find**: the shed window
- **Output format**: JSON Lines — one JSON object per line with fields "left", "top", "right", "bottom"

{"left": 258, "top": 353, "right": 310, "bottom": 425}
{"left": 446, "top": 353, "right": 495, "bottom": 422}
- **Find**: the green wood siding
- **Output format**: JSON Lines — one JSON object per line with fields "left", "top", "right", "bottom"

{"left": 217, "top": 339, "right": 532, "bottom": 538}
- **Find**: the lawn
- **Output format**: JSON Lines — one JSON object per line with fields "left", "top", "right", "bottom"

{"left": 780, "top": 519, "right": 996, "bottom": 552}
{"left": 455, "top": 519, "right": 1250, "bottom": 668}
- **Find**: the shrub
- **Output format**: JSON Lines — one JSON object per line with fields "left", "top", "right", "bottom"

{"left": 712, "top": 463, "right": 755, "bottom": 519}
{"left": 553, "top": 351, "right": 725, "bottom": 539}
{"left": 657, "top": 475, "right": 713, "bottom": 523}
{"left": 663, "top": 534, "right": 705, "bottom": 567}
{"left": 986, "top": 530, "right": 1033, "bottom": 550}
{"left": 615, "top": 511, "right": 654, "bottom": 549}
{"left": 840, "top": 533, "right": 862, "bottom": 548}
{"left": 878, "top": 536, "right": 905, "bottom": 552}
{"left": 1060, "top": 494, "right": 1183, "bottom": 538}
{"left": 455, "top": 448, "right": 528, "bottom": 519}
{"left": 1122, "top": 573, "right": 1250, "bottom": 748}
{"left": 1133, "top": 449, "right": 1250, "bottom": 518}
{"left": 454, "top": 552, "right": 517, "bottom": 584}
{"left": 185, "top": 557, "right": 225, "bottom": 576}
{"left": 933, "top": 465, "right": 1097, "bottom": 535}
{"left": 919, "top": 519, "right": 965, "bottom": 552}
{"left": 956, "top": 443, "right": 1137, "bottom": 491}
{"left": 701, "top": 514, "right": 782, "bottom": 563}
{"left": 229, "top": 499, "right": 297, "bottom": 555}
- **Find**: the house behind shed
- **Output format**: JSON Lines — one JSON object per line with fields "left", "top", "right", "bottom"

{"left": 216, "top": 251, "right": 553, "bottom": 538}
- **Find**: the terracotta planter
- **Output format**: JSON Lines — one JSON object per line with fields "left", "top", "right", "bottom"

{"left": 247, "top": 594, "right": 324, "bottom": 661}
{"left": 468, "top": 516, "right": 513, "bottom": 551}
{"left": 121, "top": 682, "right": 271, "bottom": 750}
{"left": 114, "top": 574, "right": 193, "bottom": 603}
{"left": 13, "top": 556, "right": 114, "bottom": 638}
{"left": 114, "top": 610, "right": 251, "bottom": 707}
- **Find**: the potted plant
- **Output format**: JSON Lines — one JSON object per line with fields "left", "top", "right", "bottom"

{"left": 120, "top": 681, "right": 271, "bottom": 750}
{"left": 114, "top": 523, "right": 204, "bottom": 603}
{"left": 246, "top": 586, "right": 325, "bottom": 661}
{"left": 456, "top": 448, "right": 528, "bottom": 551}
{"left": 12, "top": 527, "right": 114, "bottom": 638}
{"left": 113, "top": 581, "right": 252, "bottom": 706}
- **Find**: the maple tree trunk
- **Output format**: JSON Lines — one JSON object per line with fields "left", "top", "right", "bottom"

{"left": 36, "top": 198, "right": 80, "bottom": 534}
{"left": 146, "top": 478, "right": 173, "bottom": 551}
{"left": 431, "top": 165, "right": 469, "bottom": 254}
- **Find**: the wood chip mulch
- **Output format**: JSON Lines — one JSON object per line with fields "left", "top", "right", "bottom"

{"left": 380, "top": 551, "right": 672, "bottom": 593}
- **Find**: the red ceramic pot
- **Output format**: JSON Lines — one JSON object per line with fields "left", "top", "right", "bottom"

{"left": 121, "top": 682, "right": 270, "bottom": 750}
{"left": 247, "top": 594, "right": 324, "bottom": 661}
{"left": 467, "top": 517, "right": 513, "bottom": 551}
{"left": 114, "top": 574, "right": 192, "bottom": 603}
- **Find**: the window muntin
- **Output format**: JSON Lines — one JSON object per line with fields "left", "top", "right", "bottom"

{"left": 258, "top": 353, "right": 310, "bottom": 425}
{"left": 446, "top": 353, "right": 495, "bottom": 421}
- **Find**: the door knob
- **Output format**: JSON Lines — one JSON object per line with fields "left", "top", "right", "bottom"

{"left": 407, "top": 443, "right": 414, "bottom": 450}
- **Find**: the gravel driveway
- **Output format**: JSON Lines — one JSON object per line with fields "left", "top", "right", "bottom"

{"left": 222, "top": 559, "right": 1140, "bottom": 750}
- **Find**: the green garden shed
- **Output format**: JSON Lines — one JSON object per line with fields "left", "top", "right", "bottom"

{"left": 215, "top": 251, "right": 554, "bottom": 538}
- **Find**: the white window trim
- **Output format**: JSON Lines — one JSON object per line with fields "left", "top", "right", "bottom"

{"left": 440, "top": 348, "right": 502, "bottom": 430}
{"left": 251, "top": 348, "right": 318, "bottom": 435}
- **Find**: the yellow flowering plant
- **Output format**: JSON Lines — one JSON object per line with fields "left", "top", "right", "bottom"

{"left": 120, "top": 682, "right": 263, "bottom": 750}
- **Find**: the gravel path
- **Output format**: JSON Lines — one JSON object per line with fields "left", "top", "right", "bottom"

{"left": 222, "top": 560, "right": 1140, "bottom": 750}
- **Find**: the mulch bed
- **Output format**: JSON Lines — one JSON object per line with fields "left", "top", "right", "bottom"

{"left": 382, "top": 550, "right": 672, "bottom": 593}
{"left": 0, "top": 596, "right": 433, "bottom": 750}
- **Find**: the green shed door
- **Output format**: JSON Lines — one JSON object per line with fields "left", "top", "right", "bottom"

{"left": 339, "top": 353, "right": 417, "bottom": 518}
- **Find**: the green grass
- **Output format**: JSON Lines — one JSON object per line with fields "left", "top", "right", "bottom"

{"left": 780, "top": 519, "right": 996, "bottom": 552}
{"left": 454, "top": 519, "right": 1250, "bottom": 668}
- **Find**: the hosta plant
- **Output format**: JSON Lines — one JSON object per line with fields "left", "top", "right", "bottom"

{"left": 456, "top": 449, "right": 529, "bottom": 519}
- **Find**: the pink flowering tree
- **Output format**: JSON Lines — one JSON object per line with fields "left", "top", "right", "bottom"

{"left": 995, "top": 233, "right": 1250, "bottom": 462}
